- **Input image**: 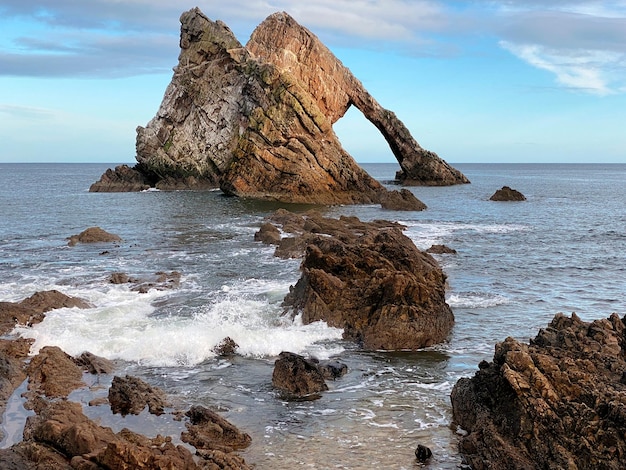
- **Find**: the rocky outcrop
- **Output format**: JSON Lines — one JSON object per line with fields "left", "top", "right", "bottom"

{"left": 426, "top": 244, "right": 457, "bottom": 254}
{"left": 108, "top": 375, "right": 169, "bottom": 416}
{"left": 380, "top": 189, "right": 427, "bottom": 211}
{"left": 181, "top": 405, "right": 252, "bottom": 452}
{"left": 108, "top": 270, "right": 181, "bottom": 293}
{"left": 257, "top": 210, "right": 454, "bottom": 350}
{"left": 89, "top": 164, "right": 151, "bottom": 192}
{"left": 91, "top": 8, "right": 468, "bottom": 201}
{"left": 489, "top": 186, "right": 526, "bottom": 201}
{"left": 0, "top": 290, "right": 90, "bottom": 335}
{"left": 272, "top": 351, "right": 328, "bottom": 398}
{"left": 67, "top": 227, "right": 121, "bottom": 246}
{"left": 451, "top": 312, "right": 626, "bottom": 470}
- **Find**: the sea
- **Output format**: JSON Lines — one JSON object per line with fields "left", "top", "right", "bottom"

{"left": 0, "top": 162, "right": 624, "bottom": 468}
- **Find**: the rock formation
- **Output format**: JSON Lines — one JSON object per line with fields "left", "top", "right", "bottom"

{"left": 67, "top": 226, "right": 121, "bottom": 246}
{"left": 255, "top": 210, "right": 454, "bottom": 350}
{"left": 380, "top": 188, "right": 427, "bottom": 211}
{"left": 489, "top": 186, "right": 526, "bottom": 201}
{"left": 272, "top": 351, "right": 329, "bottom": 398}
{"left": 451, "top": 312, "right": 626, "bottom": 470}
{"left": 91, "top": 8, "right": 468, "bottom": 202}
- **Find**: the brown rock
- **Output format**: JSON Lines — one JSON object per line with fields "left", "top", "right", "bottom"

{"left": 27, "top": 346, "right": 84, "bottom": 398}
{"left": 489, "top": 186, "right": 526, "bottom": 201}
{"left": 281, "top": 213, "right": 454, "bottom": 350}
{"left": 254, "top": 222, "right": 282, "bottom": 245}
{"left": 108, "top": 375, "right": 169, "bottom": 416}
{"left": 271, "top": 351, "right": 328, "bottom": 398}
{"left": 74, "top": 351, "right": 115, "bottom": 375}
{"left": 213, "top": 337, "right": 239, "bottom": 356}
{"left": 426, "top": 244, "right": 457, "bottom": 254}
{"left": 92, "top": 8, "right": 468, "bottom": 200}
{"left": 181, "top": 405, "right": 252, "bottom": 452}
{"left": 0, "top": 290, "right": 90, "bottom": 335}
{"left": 67, "top": 227, "right": 121, "bottom": 246}
{"left": 380, "top": 188, "right": 427, "bottom": 211}
{"left": 451, "top": 312, "right": 626, "bottom": 470}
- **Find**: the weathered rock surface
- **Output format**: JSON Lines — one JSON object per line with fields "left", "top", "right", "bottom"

{"left": 270, "top": 211, "right": 454, "bottom": 350}
{"left": 181, "top": 405, "right": 252, "bottom": 452}
{"left": 108, "top": 375, "right": 169, "bottom": 416}
{"left": 27, "top": 346, "right": 84, "bottom": 399}
{"left": 67, "top": 227, "right": 122, "bottom": 246}
{"left": 89, "top": 164, "right": 151, "bottom": 192}
{"left": 272, "top": 351, "right": 328, "bottom": 398}
{"left": 213, "top": 337, "right": 239, "bottom": 356}
{"left": 108, "top": 271, "right": 181, "bottom": 293}
{"left": 91, "top": 8, "right": 468, "bottom": 201}
{"left": 0, "top": 290, "right": 90, "bottom": 335}
{"left": 380, "top": 188, "right": 427, "bottom": 211}
{"left": 451, "top": 312, "right": 626, "bottom": 470}
{"left": 489, "top": 185, "right": 526, "bottom": 201}
{"left": 426, "top": 244, "right": 457, "bottom": 254}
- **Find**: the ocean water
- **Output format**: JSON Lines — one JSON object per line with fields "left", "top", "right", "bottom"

{"left": 0, "top": 162, "right": 624, "bottom": 468}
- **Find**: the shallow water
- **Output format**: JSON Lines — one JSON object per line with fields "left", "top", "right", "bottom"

{"left": 1, "top": 162, "right": 624, "bottom": 468}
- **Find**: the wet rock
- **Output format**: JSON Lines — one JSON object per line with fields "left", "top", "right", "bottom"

{"left": 108, "top": 375, "right": 169, "bottom": 416}
{"left": 317, "top": 360, "right": 348, "bottom": 380}
{"left": 272, "top": 351, "right": 328, "bottom": 398}
{"left": 89, "top": 164, "right": 151, "bottom": 192}
{"left": 181, "top": 405, "right": 252, "bottom": 452}
{"left": 67, "top": 227, "right": 122, "bottom": 246}
{"left": 254, "top": 222, "right": 282, "bottom": 245}
{"left": 0, "top": 290, "right": 90, "bottom": 335}
{"left": 213, "top": 337, "right": 239, "bottom": 356}
{"left": 415, "top": 444, "right": 433, "bottom": 462}
{"left": 279, "top": 212, "right": 454, "bottom": 350}
{"left": 426, "top": 244, "right": 457, "bottom": 254}
{"left": 380, "top": 188, "right": 427, "bottom": 211}
{"left": 74, "top": 351, "right": 115, "bottom": 375}
{"left": 489, "top": 186, "right": 526, "bottom": 201}
{"left": 27, "top": 346, "right": 84, "bottom": 398}
{"left": 451, "top": 312, "right": 626, "bottom": 470}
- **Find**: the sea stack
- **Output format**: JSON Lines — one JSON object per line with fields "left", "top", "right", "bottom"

{"left": 91, "top": 8, "right": 469, "bottom": 201}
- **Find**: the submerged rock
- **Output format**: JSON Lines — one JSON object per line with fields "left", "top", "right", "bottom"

{"left": 67, "top": 226, "right": 121, "bottom": 246}
{"left": 426, "top": 244, "right": 457, "bottom": 254}
{"left": 489, "top": 186, "right": 526, "bottom": 201}
{"left": 451, "top": 312, "right": 626, "bottom": 470}
{"left": 91, "top": 8, "right": 468, "bottom": 201}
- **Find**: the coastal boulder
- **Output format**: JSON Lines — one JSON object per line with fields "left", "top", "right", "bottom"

{"left": 67, "top": 227, "right": 121, "bottom": 246}
{"left": 181, "top": 405, "right": 252, "bottom": 452}
{"left": 451, "top": 312, "right": 626, "bottom": 470}
{"left": 108, "top": 375, "right": 169, "bottom": 416}
{"left": 489, "top": 186, "right": 526, "bottom": 201}
{"left": 281, "top": 213, "right": 454, "bottom": 350}
{"left": 91, "top": 8, "right": 468, "bottom": 201}
{"left": 272, "top": 351, "right": 328, "bottom": 398}
{"left": 89, "top": 164, "right": 151, "bottom": 192}
{"left": 380, "top": 188, "right": 427, "bottom": 211}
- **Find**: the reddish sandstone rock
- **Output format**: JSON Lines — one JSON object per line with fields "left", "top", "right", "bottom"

{"left": 27, "top": 346, "right": 84, "bottom": 398}
{"left": 271, "top": 351, "right": 328, "bottom": 398}
{"left": 67, "top": 227, "right": 121, "bottom": 246}
{"left": 181, "top": 405, "right": 252, "bottom": 452}
{"left": 108, "top": 375, "right": 169, "bottom": 416}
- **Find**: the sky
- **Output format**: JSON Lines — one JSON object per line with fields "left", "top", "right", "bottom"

{"left": 0, "top": 1, "right": 625, "bottom": 164}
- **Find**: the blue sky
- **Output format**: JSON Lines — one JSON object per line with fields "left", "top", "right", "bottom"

{"left": 1, "top": 1, "right": 625, "bottom": 164}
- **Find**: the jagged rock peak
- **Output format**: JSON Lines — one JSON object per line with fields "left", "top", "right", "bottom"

{"left": 90, "top": 8, "right": 469, "bottom": 200}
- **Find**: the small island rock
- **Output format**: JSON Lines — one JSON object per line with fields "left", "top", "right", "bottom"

{"left": 272, "top": 351, "right": 328, "bottom": 398}
{"left": 489, "top": 186, "right": 526, "bottom": 201}
{"left": 67, "top": 226, "right": 121, "bottom": 246}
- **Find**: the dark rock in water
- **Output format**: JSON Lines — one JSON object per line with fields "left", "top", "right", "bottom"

{"left": 489, "top": 186, "right": 526, "bottom": 201}
{"left": 74, "top": 351, "right": 115, "bottom": 375}
{"left": 380, "top": 188, "right": 427, "bottom": 211}
{"left": 426, "top": 244, "right": 457, "bottom": 254}
{"left": 109, "top": 271, "right": 181, "bottom": 293}
{"left": 181, "top": 405, "right": 252, "bottom": 452}
{"left": 0, "top": 290, "right": 90, "bottom": 335}
{"left": 317, "top": 360, "right": 348, "bottom": 380}
{"left": 91, "top": 8, "right": 468, "bottom": 200}
{"left": 272, "top": 351, "right": 328, "bottom": 398}
{"left": 279, "top": 211, "right": 454, "bottom": 350}
{"left": 451, "top": 312, "right": 626, "bottom": 470}
{"left": 254, "top": 222, "right": 282, "bottom": 245}
{"left": 213, "top": 337, "right": 239, "bottom": 356}
{"left": 89, "top": 164, "right": 151, "bottom": 192}
{"left": 415, "top": 444, "right": 433, "bottom": 462}
{"left": 67, "top": 226, "right": 122, "bottom": 246}
{"left": 108, "top": 375, "right": 169, "bottom": 416}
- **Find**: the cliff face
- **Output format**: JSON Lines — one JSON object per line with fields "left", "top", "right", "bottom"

{"left": 91, "top": 8, "right": 469, "bottom": 200}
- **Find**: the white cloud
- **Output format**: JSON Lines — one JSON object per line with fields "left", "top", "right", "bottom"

{"left": 500, "top": 41, "right": 624, "bottom": 94}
